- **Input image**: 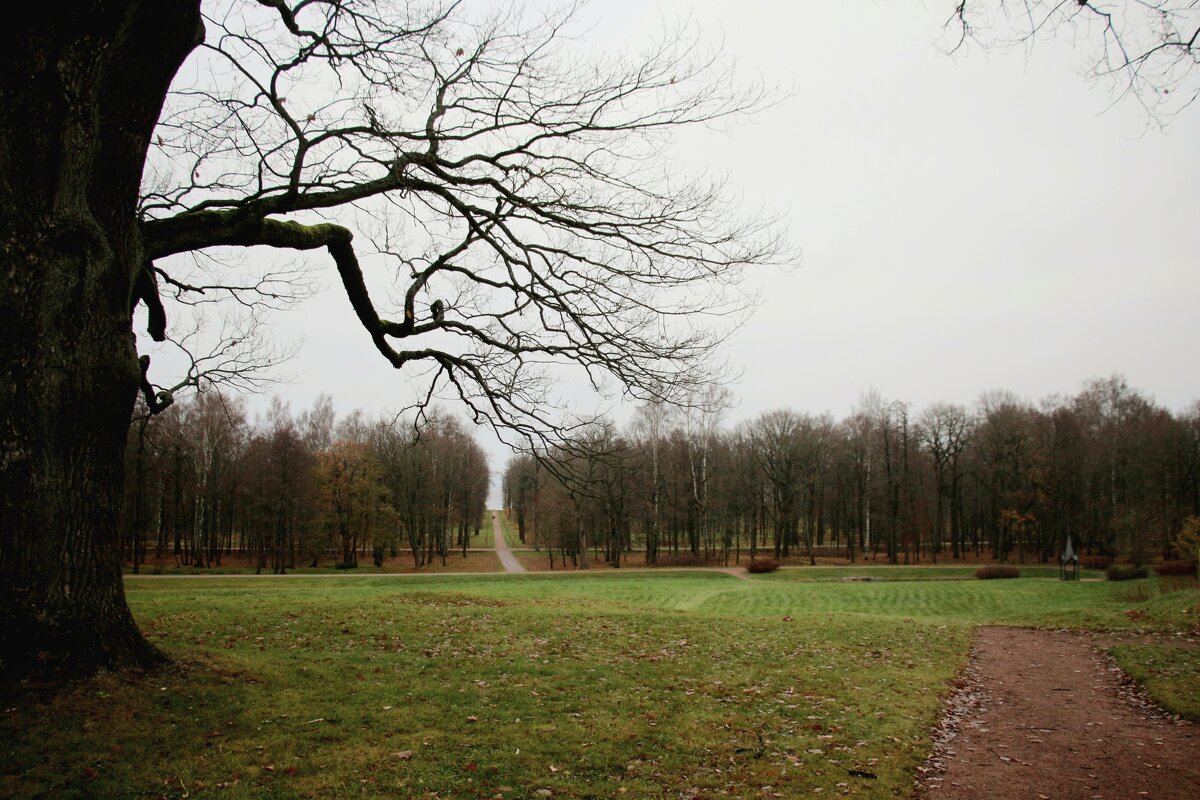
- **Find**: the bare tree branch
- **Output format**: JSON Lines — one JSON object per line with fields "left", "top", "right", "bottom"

{"left": 139, "top": 0, "right": 790, "bottom": 445}
{"left": 945, "top": 1, "right": 1200, "bottom": 121}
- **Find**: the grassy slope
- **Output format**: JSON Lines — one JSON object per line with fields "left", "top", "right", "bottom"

{"left": 1109, "top": 643, "right": 1200, "bottom": 721}
{"left": 2, "top": 572, "right": 1197, "bottom": 799}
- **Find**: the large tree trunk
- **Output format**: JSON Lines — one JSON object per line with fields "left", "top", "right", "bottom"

{"left": 0, "top": 2, "right": 202, "bottom": 679}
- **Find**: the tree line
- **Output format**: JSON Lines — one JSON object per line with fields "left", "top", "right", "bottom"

{"left": 4, "top": 0, "right": 1190, "bottom": 679}
{"left": 504, "top": 376, "right": 1200, "bottom": 568}
{"left": 123, "top": 394, "right": 489, "bottom": 573}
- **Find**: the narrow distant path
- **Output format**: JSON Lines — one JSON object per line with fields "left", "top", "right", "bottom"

{"left": 918, "top": 627, "right": 1200, "bottom": 799}
{"left": 491, "top": 510, "right": 525, "bottom": 573}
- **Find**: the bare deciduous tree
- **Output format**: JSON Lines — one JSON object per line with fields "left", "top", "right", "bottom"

{"left": 0, "top": 0, "right": 782, "bottom": 678}
{"left": 947, "top": 1, "right": 1200, "bottom": 120}
{"left": 143, "top": 1, "right": 780, "bottom": 440}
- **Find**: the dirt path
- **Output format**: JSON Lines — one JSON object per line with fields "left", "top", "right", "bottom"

{"left": 918, "top": 626, "right": 1200, "bottom": 799}
{"left": 491, "top": 511, "right": 525, "bottom": 573}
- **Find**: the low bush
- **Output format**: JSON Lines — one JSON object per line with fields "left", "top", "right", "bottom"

{"left": 1106, "top": 565, "right": 1148, "bottom": 581}
{"left": 747, "top": 557, "right": 780, "bottom": 574}
{"left": 975, "top": 565, "right": 1020, "bottom": 580}
{"left": 1080, "top": 555, "right": 1113, "bottom": 570}
{"left": 1154, "top": 560, "right": 1197, "bottom": 577}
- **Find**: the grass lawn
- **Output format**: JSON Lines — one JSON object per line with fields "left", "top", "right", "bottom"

{"left": 469, "top": 515, "right": 494, "bottom": 549}
{"left": 767, "top": 564, "right": 1102, "bottom": 582}
{"left": 2, "top": 571, "right": 1197, "bottom": 799}
{"left": 1109, "top": 642, "right": 1200, "bottom": 721}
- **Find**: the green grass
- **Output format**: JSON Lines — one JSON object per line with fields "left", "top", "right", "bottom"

{"left": 468, "top": 519, "right": 494, "bottom": 549}
{"left": 768, "top": 564, "right": 1100, "bottom": 582}
{"left": 2, "top": 571, "right": 1197, "bottom": 799}
{"left": 353, "top": 570, "right": 1193, "bottom": 632}
{"left": 1109, "top": 644, "right": 1200, "bottom": 721}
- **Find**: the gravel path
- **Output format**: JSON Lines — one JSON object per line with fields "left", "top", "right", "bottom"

{"left": 491, "top": 510, "right": 525, "bottom": 573}
{"left": 917, "top": 626, "right": 1200, "bottom": 799}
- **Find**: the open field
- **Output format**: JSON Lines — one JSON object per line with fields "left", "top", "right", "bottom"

{"left": 3, "top": 570, "right": 1198, "bottom": 799}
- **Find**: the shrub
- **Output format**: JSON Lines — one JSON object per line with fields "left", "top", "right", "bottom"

{"left": 1106, "top": 565, "right": 1148, "bottom": 581}
{"left": 1154, "top": 560, "right": 1197, "bottom": 577}
{"left": 1079, "top": 555, "right": 1113, "bottom": 570}
{"left": 747, "top": 557, "right": 779, "bottom": 574}
{"left": 1173, "top": 516, "right": 1200, "bottom": 565}
{"left": 975, "top": 565, "right": 1020, "bottom": 580}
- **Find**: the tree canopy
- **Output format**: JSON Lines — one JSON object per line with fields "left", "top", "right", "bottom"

{"left": 948, "top": 1, "right": 1200, "bottom": 120}
{"left": 0, "top": 0, "right": 781, "bottom": 679}
{"left": 2, "top": 0, "right": 1195, "bottom": 680}
{"left": 138, "top": 0, "right": 783, "bottom": 444}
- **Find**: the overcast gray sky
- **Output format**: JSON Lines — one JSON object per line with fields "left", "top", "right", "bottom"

{"left": 229, "top": 1, "right": 1199, "bottom": 506}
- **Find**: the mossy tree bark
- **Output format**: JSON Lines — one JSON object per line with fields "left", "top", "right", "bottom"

{"left": 0, "top": 2, "right": 202, "bottom": 680}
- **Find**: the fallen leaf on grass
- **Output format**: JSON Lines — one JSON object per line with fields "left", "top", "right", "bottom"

{"left": 393, "top": 751, "right": 414, "bottom": 760}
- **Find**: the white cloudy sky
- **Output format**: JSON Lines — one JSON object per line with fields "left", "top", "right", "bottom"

{"left": 196, "top": 2, "right": 1200, "bottom": 506}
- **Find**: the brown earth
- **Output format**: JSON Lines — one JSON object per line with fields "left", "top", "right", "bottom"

{"left": 917, "top": 627, "right": 1200, "bottom": 799}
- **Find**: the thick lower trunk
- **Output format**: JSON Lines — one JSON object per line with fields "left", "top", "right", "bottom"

{"left": 0, "top": 218, "right": 164, "bottom": 677}
{"left": 0, "top": 2, "right": 201, "bottom": 680}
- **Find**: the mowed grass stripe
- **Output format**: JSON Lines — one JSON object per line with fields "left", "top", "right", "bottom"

{"left": 11, "top": 579, "right": 970, "bottom": 799}
{"left": 767, "top": 565, "right": 1097, "bottom": 582}
{"left": 6, "top": 572, "right": 1194, "bottom": 798}
{"left": 127, "top": 570, "right": 1197, "bottom": 631}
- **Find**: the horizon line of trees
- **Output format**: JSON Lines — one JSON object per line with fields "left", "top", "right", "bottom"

{"left": 122, "top": 394, "right": 489, "bottom": 573}
{"left": 504, "top": 376, "right": 1200, "bottom": 569}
